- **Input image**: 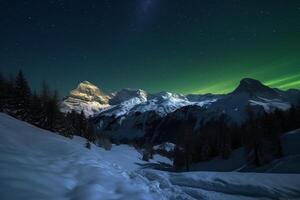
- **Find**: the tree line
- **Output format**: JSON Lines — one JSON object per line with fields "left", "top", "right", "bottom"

{"left": 173, "top": 103, "right": 300, "bottom": 171}
{"left": 0, "top": 70, "right": 96, "bottom": 144}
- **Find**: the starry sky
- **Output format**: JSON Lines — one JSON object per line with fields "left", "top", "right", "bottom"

{"left": 0, "top": 0, "right": 299, "bottom": 95}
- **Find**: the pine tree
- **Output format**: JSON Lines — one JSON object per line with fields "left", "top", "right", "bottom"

{"left": 54, "top": 112, "right": 74, "bottom": 138}
{"left": 85, "top": 140, "right": 91, "bottom": 149}
{"left": 13, "top": 70, "right": 31, "bottom": 120}
{"left": 173, "top": 145, "right": 185, "bottom": 170}
{"left": 85, "top": 121, "right": 96, "bottom": 143}
{"left": 243, "top": 107, "right": 264, "bottom": 166}
{"left": 98, "top": 133, "right": 112, "bottom": 150}
{"left": 0, "top": 73, "right": 5, "bottom": 111}
{"left": 63, "top": 113, "right": 76, "bottom": 138}
{"left": 217, "top": 114, "right": 232, "bottom": 159}
{"left": 78, "top": 111, "right": 87, "bottom": 137}
{"left": 28, "top": 91, "right": 43, "bottom": 126}
{"left": 173, "top": 119, "right": 194, "bottom": 171}
{"left": 49, "top": 90, "right": 61, "bottom": 131}
{"left": 37, "top": 82, "right": 59, "bottom": 131}
{"left": 38, "top": 81, "right": 51, "bottom": 129}
{"left": 66, "top": 111, "right": 78, "bottom": 133}
{"left": 2, "top": 75, "right": 16, "bottom": 114}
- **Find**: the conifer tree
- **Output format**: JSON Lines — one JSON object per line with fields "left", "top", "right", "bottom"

{"left": 49, "top": 90, "right": 61, "bottom": 131}
{"left": 38, "top": 81, "right": 53, "bottom": 129}
{"left": 2, "top": 75, "right": 15, "bottom": 113}
{"left": 28, "top": 91, "right": 43, "bottom": 126}
{"left": 173, "top": 145, "right": 185, "bottom": 170}
{"left": 0, "top": 73, "right": 5, "bottom": 111}
{"left": 13, "top": 70, "right": 31, "bottom": 120}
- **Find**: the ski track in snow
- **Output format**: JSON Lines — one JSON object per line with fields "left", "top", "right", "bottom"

{"left": 0, "top": 113, "right": 300, "bottom": 200}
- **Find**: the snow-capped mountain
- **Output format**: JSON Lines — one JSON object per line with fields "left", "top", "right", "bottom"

{"left": 91, "top": 78, "right": 300, "bottom": 142}
{"left": 98, "top": 91, "right": 211, "bottom": 118}
{"left": 109, "top": 88, "right": 148, "bottom": 105}
{"left": 204, "top": 78, "right": 299, "bottom": 122}
{"left": 60, "top": 81, "right": 110, "bottom": 117}
{"left": 131, "top": 92, "right": 202, "bottom": 116}
{"left": 97, "top": 88, "right": 149, "bottom": 118}
{"left": 61, "top": 78, "right": 300, "bottom": 141}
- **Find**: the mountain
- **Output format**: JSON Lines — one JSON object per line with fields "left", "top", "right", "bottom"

{"left": 92, "top": 78, "right": 300, "bottom": 142}
{"left": 232, "top": 78, "right": 277, "bottom": 95}
{"left": 109, "top": 88, "right": 148, "bottom": 105}
{"left": 207, "top": 78, "right": 299, "bottom": 121}
{"left": 61, "top": 78, "right": 300, "bottom": 142}
{"left": 99, "top": 91, "right": 215, "bottom": 118}
{"left": 60, "top": 81, "right": 110, "bottom": 117}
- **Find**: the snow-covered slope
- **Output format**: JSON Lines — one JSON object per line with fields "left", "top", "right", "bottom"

{"left": 140, "top": 170, "right": 300, "bottom": 200}
{"left": 0, "top": 113, "right": 164, "bottom": 199}
{"left": 1, "top": 113, "right": 300, "bottom": 200}
{"left": 191, "top": 128, "right": 300, "bottom": 174}
{"left": 60, "top": 81, "right": 110, "bottom": 117}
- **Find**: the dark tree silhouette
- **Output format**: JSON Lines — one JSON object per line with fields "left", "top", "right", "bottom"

{"left": 0, "top": 71, "right": 97, "bottom": 142}
{"left": 12, "top": 70, "right": 32, "bottom": 120}
{"left": 0, "top": 73, "right": 5, "bottom": 111}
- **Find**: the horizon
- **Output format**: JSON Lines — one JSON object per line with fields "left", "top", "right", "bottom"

{"left": 62, "top": 76, "right": 300, "bottom": 95}
{"left": 2, "top": 70, "right": 299, "bottom": 97}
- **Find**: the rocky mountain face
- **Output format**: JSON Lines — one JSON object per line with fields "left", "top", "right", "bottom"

{"left": 61, "top": 78, "right": 300, "bottom": 143}
{"left": 60, "top": 81, "right": 110, "bottom": 117}
{"left": 109, "top": 89, "right": 148, "bottom": 105}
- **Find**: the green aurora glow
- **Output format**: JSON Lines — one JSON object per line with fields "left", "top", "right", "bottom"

{"left": 0, "top": 1, "right": 299, "bottom": 95}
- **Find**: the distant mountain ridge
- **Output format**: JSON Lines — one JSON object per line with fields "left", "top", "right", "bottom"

{"left": 60, "top": 78, "right": 300, "bottom": 142}
{"left": 61, "top": 78, "right": 300, "bottom": 117}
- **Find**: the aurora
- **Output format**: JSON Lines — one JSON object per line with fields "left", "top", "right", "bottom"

{"left": 0, "top": 0, "right": 299, "bottom": 95}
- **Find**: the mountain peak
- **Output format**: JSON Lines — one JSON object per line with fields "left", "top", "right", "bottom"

{"left": 109, "top": 88, "right": 147, "bottom": 105}
{"left": 77, "top": 81, "right": 100, "bottom": 90}
{"left": 233, "top": 78, "right": 275, "bottom": 95}
{"left": 240, "top": 78, "right": 262, "bottom": 85}
{"left": 69, "top": 81, "right": 109, "bottom": 103}
{"left": 80, "top": 80, "right": 94, "bottom": 85}
{"left": 239, "top": 78, "right": 265, "bottom": 88}
{"left": 73, "top": 81, "right": 104, "bottom": 96}
{"left": 60, "top": 81, "right": 110, "bottom": 116}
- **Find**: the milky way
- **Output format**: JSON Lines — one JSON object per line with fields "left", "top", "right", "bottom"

{"left": 134, "top": 0, "right": 159, "bottom": 31}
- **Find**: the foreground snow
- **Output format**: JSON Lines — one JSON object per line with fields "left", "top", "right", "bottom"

{"left": 0, "top": 113, "right": 160, "bottom": 200}
{"left": 0, "top": 113, "right": 300, "bottom": 200}
{"left": 140, "top": 170, "right": 300, "bottom": 200}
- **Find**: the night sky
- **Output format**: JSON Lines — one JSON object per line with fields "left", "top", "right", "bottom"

{"left": 0, "top": 0, "right": 299, "bottom": 95}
